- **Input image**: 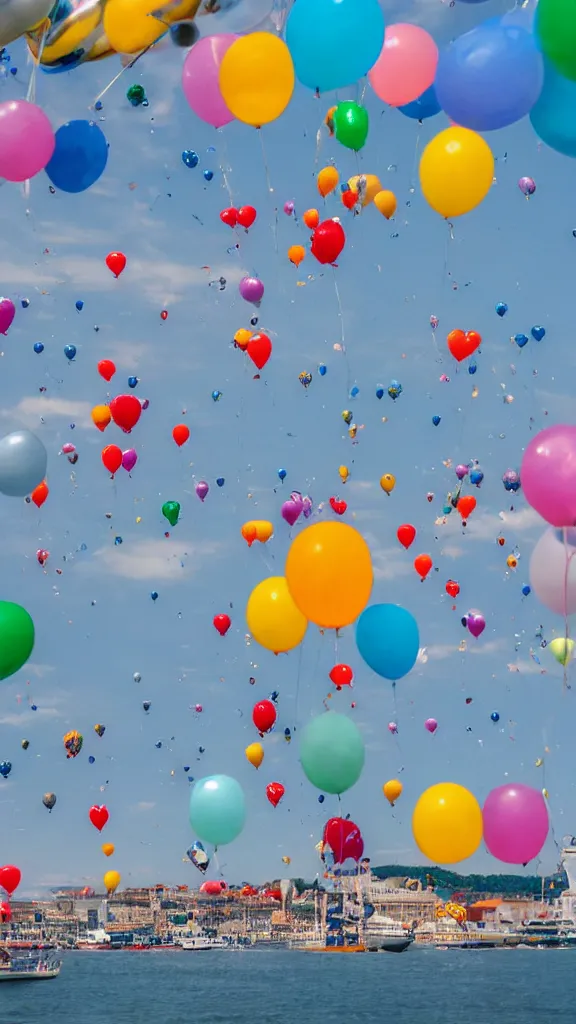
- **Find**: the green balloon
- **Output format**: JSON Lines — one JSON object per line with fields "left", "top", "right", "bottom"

{"left": 189, "top": 775, "right": 246, "bottom": 847}
{"left": 300, "top": 711, "right": 365, "bottom": 795}
{"left": 537, "top": 0, "right": 576, "bottom": 81}
{"left": 333, "top": 101, "right": 369, "bottom": 152}
{"left": 162, "top": 500, "right": 180, "bottom": 527}
{"left": 0, "top": 602, "right": 34, "bottom": 680}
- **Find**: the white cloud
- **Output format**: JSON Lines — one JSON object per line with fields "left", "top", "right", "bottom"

{"left": 441, "top": 544, "right": 465, "bottom": 559}
{"left": 439, "top": 506, "right": 542, "bottom": 542}
{"left": 1, "top": 397, "right": 93, "bottom": 430}
{"left": 0, "top": 707, "right": 61, "bottom": 726}
{"left": 92, "top": 537, "right": 222, "bottom": 582}
{"left": 369, "top": 543, "right": 413, "bottom": 581}
{"left": 26, "top": 663, "right": 55, "bottom": 679}
{"left": 133, "top": 801, "right": 156, "bottom": 812}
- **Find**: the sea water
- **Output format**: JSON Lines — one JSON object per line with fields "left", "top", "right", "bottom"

{"left": 1, "top": 947, "right": 574, "bottom": 1024}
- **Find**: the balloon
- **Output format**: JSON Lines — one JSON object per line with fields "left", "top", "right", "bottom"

{"left": 425, "top": 718, "right": 438, "bottom": 734}
{"left": 246, "top": 576, "right": 307, "bottom": 653}
{"left": 98, "top": 359, "right": 116, "bottom": 382}
{"left": 311, "top": 220, "right": 346, "bottom": 265}
{"left": 397, "top": 524, "right": 416, "bottom": 549}
{"left": 419, "top": 127, "right": 494, "bottom": 218}
{"left": 31, "top": 480, "right": 49, "bottom": 508}
{"left": 300, "top": 712, "right": 364, "bottom": 795}
{"left": 457, "top": 495, "right": 477, "bottom": 520}
{"left": 104, "top": 0, "right": 202, "bottom": 53}
{"left": 323, "top": 817, "right": 364, "bottom": 863}
{"left": 247, "top": 332, "right": 272, "bottom": 370}
{"left": 0, "top": 0, "right": 53, "bottom": 47}
{"left": 529, "top": 527, "right": 576, "bottom": 615}
{"left": 435, "top": 20, "right": 543, "bottom": 132}
{"left": 398, "top": 84, "right": 441, "bottom": 120}
{"left": 266, "top": 782, "right": 284, "bottom": 808}
{"left": 213, "top": 613, "right": 231, "bottom": 636}
{"left": 106, "top": 252, "right": 126, "bottom": 278}
{"left": 221, "top": 207, "right": 238, "bottom": 228}
{"left": 288, "top": 245, "right": 305, "bottom": 267}
{"left": 89, "top": 804, "right": 109, "bottom": 831}
{"left": 245, "top": 742, "right": 264, "bottom": 769}
{"left": 102, "top": 843, "right": 115, "bottom": 857}
{"left": 380, "top": 473, "right": 396, "bottom": 494}
{"left": 374, "top": 191, "right": 397, "bottom": 219}
{"left": 104, "top": 870, "right": 120, "bottom": 895}
{"left": 0, "top": 865, "right": 21, "bottom": 897}
{"left": 412, "top": 783, "right": 483, "bottom": 864}
{"left": 219, "top": 32, "right": 294, "bottom": 126}
{"left": 63, "top": 729, "right": 83, "bottom": 758}
{"left": 536, "top": 0, "right": 576, "bottom": 81}
{"left": 356, "top": 604, "right": 419, "bottom": 681}
{"left": 252, "top": 699, "right": 277, "bottom": 734}
{"left": 383, "top": 779, "right": 403, "bottom": 806}
{"left": 187, "top": 840, "right": 209, "bottom": 873}
{"left": 303, "top": 209, "right": 319, "bottom": 230}
{"left": 467, "top": 610, "right": 486, "bottom": 637}
{"left": 285, "top": 522, "right": 372, "bottom": 629}
{"left": 189, "top": 775, "right": 246, "bottom": 846}
{"left": 241, "top": 520, "right": 273, "bottom": 546}
{"left": 483, "top": 784, "right": 549, "bottom": 864}
{"left": 369, "top": 24, "right": 438, "bottom": 107}
{"left": 0, "top": 297, "right": 15, "bottom": 335}
{"left": 237, "top": 206, "right": 257, "bottom": 229}
{"left": 109, "top": 394, "right": 141, "bottom": 432}
{"left": 348, "top": 174, "right": 382, "bottom": 206}
{"left": 172, "top": 424, "right": 190, "bottom": 447}
{"left": 549, "top": 637, "right": 575, "bottom": 665}
{"left": 102, "top": 444, "right": 122, "bottom": 475}
{"left": 282, "top": 496, "right": 302, "bottom": 526}
{"left": 26, "top": 0, "right": 112, "bottom": 70}
{"left": 197, "top": 0, "right": 274, "bottom": 34}
{"left": 446, "top": 579, "right": 460, "bottom": 598}
{"left": 286, "top": 0, "right": 385, "bottom": 93}
{"left": 92, "top": 404, "right": 111, "bottom": 431}
{"left": 329, "top": 664, "right": 353, "bottom": 689}
{"left": 530, "top": 60, "right": 576, "bottom": 157}
{"left": 333, "top": 102, "right": 369, "bottom": 151}
{"left": 0, "top": 602, "right": 34, "bottom": 681}
{"left": 447, "top": 329, "right": 482, "bottom": 362}
{"left": 45, "top": 119, "right": 108, "bottom": 193}
{"left": 317, "top": 166, "right": 339, "bottom": 198}
{"left": 239, "top": 276, "right": 264, "bottom": 304}
{"left": 414, "top": 554, "right": 433, "bottom": 579}
{"left": 0, "top": 429, "right": 47, "bottom": 497}
{"left": 182, "top": 34, "right": 238, "bottom": 128}
{"left": 121, "top": 448, "right": 137, "bottom": 472}
{"left": 0, "top": 101, "right": 54, "bottom": 182}
{"left": 521, "top": 426, "right": 576, "bottom": 527}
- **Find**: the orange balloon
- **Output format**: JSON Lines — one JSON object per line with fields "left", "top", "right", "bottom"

{"left": 288, "top": 244, "right": 305, "bottom": 267}
{"left": 457, "top": 495, "right": 477, "bottom": 520}
{"left": 31, "top": 480, "right": 49, "bottom": 508}
{"left": 317, "top": 166, "right": 339, "bottom": 198}
{"left": 414, "top": 554, "right": 433, "bottom": 579}
{"left": 234, "top": 328, "right": 252, "bottom": 351}
{"left": 303, "top": 208, "right": 320, "bottom": 230}
{"left": 172, "top": 424, "right": 190, "bottom": 447}
{"left": 241, "top": 522, "right": 258, "bottom": 546}
{"left": 91, "top": 404, "right": 111, "bottom": 432}
{"left": 102, "top": 843, "right": 115, "bottom": 857}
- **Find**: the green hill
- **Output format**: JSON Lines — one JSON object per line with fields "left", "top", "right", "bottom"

{"left": 372, "top": 865, "right": 567, "bottom": 898}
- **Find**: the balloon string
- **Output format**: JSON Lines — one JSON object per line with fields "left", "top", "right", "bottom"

{"left": 258, "top": 128, "right": 278, "bottom": 254}
{"left": 217, "top": 129, "right": 234, "bottom": 208}
{"left": 91, "top": 46, "right": 152, "bottom": 108}
{"left": 409, "top": 131, "right": 421, "bottom": 193}
{"left": 561, "top": 528, "right": 574, "bottom": 689}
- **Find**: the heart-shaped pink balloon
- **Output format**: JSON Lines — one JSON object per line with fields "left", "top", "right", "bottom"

{"left": 281, "top": 500, "right": 301, "bottom": 526}
{"left": 467, "top": 611, "right": 485, "bottom": 638}
{"left": 122, "top": 448, "right": 137, "bottom": 472}
{"left": 0, "top": 297, "right": 15, "bottom": 335}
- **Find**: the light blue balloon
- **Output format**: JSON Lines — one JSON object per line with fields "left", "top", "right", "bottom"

{"left": 300, "top": 712, "right": 364, "bottom": 795}
{"left": 189, "top": 775, "right": 246, "bottom": 847}
{"left": 286, "top": 0, "right": 385, "bottom": 93}
{"left": 356, "top": 604, "right": 419, "bottom": 680}
{"left": 530, "top": 60, "right": 576, "bottom": 157}
{"left": 398, "top": 84, "right": 441, "bottom": 121}
{"left": 0, "top": 429, "right": 47, "bottom": 497}
{"left": 435, "top": 19, "right": 544, "bottom": 131}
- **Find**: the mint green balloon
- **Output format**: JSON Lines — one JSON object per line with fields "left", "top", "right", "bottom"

{"left": 333, "top": 101, "right": 369, "bottom": 151}
{"left": 0, "top": 601, "right": 34, "bottom": 680}
{"left": 189, "top": 775, "right": 246, "bottom": 847}
{"left": 300, "top": 711, "right": 365, "bottom": 794}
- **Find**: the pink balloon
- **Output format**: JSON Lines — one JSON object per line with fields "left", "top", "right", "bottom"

{"left": 368, "top": 24, "right": 438, "bottom": 108}
{"left": 0, "top": 101, "right": 54, "bottom": 183}
{"left": 424, "top": 718, "right": 438, "bottom": 734}
{"left": 483, "top": 784, "right": 549, "bottom": 865}
{"left": 522, "top": 425, "right": 576, "bottom": 527}
{"left": 122, "top": 449, "right": 137, "bottom": 472}
{"left": 0, "top": 298, "right": 15, "bottom": 335}
{"left": 182, "top": 35, "right": 238, "bottom": 129}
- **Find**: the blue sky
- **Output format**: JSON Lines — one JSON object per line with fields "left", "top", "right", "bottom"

{"left": 1, "top": 0, "right": 576, "bottom": 896}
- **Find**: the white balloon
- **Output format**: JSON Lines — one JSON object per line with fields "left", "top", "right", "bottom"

{"left": 196, "top": 0, "right": 275, "bottom": 36}
{"left": 0, "top": 0, "right": 53, "bottom": 47}
{"left": 530, "top": 527, "right": 576, "bottom": 616}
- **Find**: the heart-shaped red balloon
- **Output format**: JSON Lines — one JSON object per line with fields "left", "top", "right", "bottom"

{"left": 89, "top": 805, "right": 109, "bottom": 832}
{"left": 446, "top": 579, "right": 460, "bottom": 598}
{"left": 220, "top": 207, "right": 238, "bottom": 228}
{"left": 447, "top": 329, "right": 482, "bottom": 362}
{"left": 329, "top": 496, "right": 347, "bottom": 515}
{"left": 247, "top": 332, "right": 272, "bottom": 371}
{"left": 0, "top": 865, "right": 21, "bottom": 896}
{"left": 457, "top": 495, "right": 477, "bottom": 520}
{"left": 266, "top": 782, "right": 285, "bottom": 808}
{"left": 237, "top": 205, "right": 257, "bottom": 229}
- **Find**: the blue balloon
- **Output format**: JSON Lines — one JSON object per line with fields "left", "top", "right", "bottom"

{"left": 33, "top": 343, "right": 44, "bottom": 354}
{"left": 432, "top": 415, "right": 441, "bottom": 426}
{"left": 128, "top": 376, "right": 138, "bottom": 388}
{"left": 531, "top": 326, "right": 545, "bottom": 341}
{"left": 398, "top": 84, "right": 441, "bottom": 121}
{"left": 189, "top": 774, "right": 246, "bottom": 847}
{"left": 515, "top": 333, "right": 529, "bottom": 348}
{"left": 530, "top": 61, "right": 576, "bottom": 158}
{"left": 286, "top": 0, "right": 385, "bottom": 93}
{"left": 496, "top": 302, "right": 508, "bottom": 317}
{"left": 64, "top": 344, "right": 76, "bottom": 361}
{"left": 45, "top": 120, "right": 108, "bottom": 194}
{"left": 435, "top": 20, "right": 544, "bottom": 131}
{"left": 356, "top": 604, "right": 419, "bottom": 681}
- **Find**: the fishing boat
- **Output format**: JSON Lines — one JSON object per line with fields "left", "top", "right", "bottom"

{"left": 0, "top": 947, "right": 62, "bottom": 982}
{"left": 364, "top": 913, "right": 414, "bottom": 953}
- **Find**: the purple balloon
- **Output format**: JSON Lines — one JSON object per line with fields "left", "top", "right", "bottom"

{"left": 122, "top": 448, "right": 137, "bottom": 472}
{"left": 483, "top": 783, "right": 549, "bottom": 864}
{"left": 239, "top": 276, "right": 264, "bottom": 305}
{"left": 302, "top": 495, "right": 313, "bottom": 519}
{"left": 522, "top": 425, "right": 576, "bottom": 527}
{"left": 0, "top": 297, "right": 15, "bottom": 335}
{"left": 388, "top": 722, "right": 398, "bottom": 734}
{"left": 424, "top": 718, "right": 438, "bottom": 733}
{"left": 284, "top": 201, "right": 295, "bottom": 215}
{"left": 196, "top": 481, "right": 209, "bottom": 502}
{"left": 518, "top": 176, "right": 536, "bottom": 196}
{"left": 467, "top": 611, "right": 486, "bottom": 638}
{"left": 455, "top": 464, "right": 469, "bottom": 480}
{"left": 281, "top": 500, "right": 301, "bottom": 526}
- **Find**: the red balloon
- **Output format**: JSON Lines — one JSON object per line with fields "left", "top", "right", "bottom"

{"left": 446, "top": 579, "right": 460, "bottom": 598}
{"left": 109, "top": 394, "right": 142, "bottom": 433}
{"left": 329, "top": 663, "right": 353, "bottom": 689}
{"left": 266, "top": 782, "right": 285, "bottom": 807}
{"left": 457, "top": 495, "right": 477, "bottom": 520}
{"left": 311, "top": 219, "right": 345, "bottom": 265}
{"left": 213, "top": 613, "right": 231, "bottom": 636}
{"left": 98, "top": 359, "right": 116, "bottom": 382}
{"left": 237, "top": 205, "right": 257, "bottom": 229}
{"left": 200, "top": 880, "right": 226, "bottom": 895}
{"left": 161, "top": 310, "right": 168, "bottom": 321}
{"left": 397, "top": 523, "right": 416, "bottom": 549}
{"left": 0, "top": 865, "right": 21, "bottom": 896}
{"left": 247, "top": 332, "right": 272, "bottom": 371}
{"left": 323, "top": 818, "right": 364, "bottom": 864}
{"left": 89, "top": 805, "right": 109, "bottom": 832}
{"left": 101, "top": 444, "right": 123, "bottom": 475}
{"left": 106, "top": 251, "right": 127, "bottom": 278}
{"left": 253, "top": 699, "right": 277, "bottom": 734}
{"left": 329, "top": 497, "right": 347, "bottom": 515}
{"left": 342, "top": 190, "right": 358, "bottom": 210}
{"left": 220, "top": 207, "right": 238, "bottom": 228}
{"left": 172, "top": 424, "right": 190, "bottom": 447}
{"left": 414, "top": 553, "right": 433, "bottom": 579}
{"left": 0, "top": 901, "right": 11, "bottom": 922}
{"left": 447, "top": 329, "right": 481, "bottom": 363}
{"left": 31, "top": 480, "right": 49, "bottom": 508}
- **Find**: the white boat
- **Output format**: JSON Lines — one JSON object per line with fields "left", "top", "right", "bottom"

{"left": 364, "top": 914, "right": 414, "bottom": 953}
{"left": 178, "top": 935, "right": 227, "bottom": 951}
{"left": 0, "top": 948, "right": 62, "bottom": 982}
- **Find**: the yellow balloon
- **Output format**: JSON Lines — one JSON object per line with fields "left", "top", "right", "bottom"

{"left": 288, "top": 244, "right": 306, "bottom": 268}
{"left": 317, "top": 166, "right": 339, "bottom": 198}
{"left": 246, "top": 576, "right": 307, "bottom": 653}
{"left": 549, "top": 637, "right": 575, "bottom": 666}
{"left": 348, "top": 174, "right": 382, "bottom": 207}
{"left": 104, "top": 869, "right": 121, "bottom": 895}
{"left": 242, "top": 520, "right": 273, "bottom": 547}
{"left": 419, "top": 127, "right": 494, "bottom": 219}
{"left": 102, "top": 843, "right": 115, "bottom": 857}
{"left": 285, "top": 522, "right": 373, "bottom": 629}
{"left": 234, "top": 328, "right": 252, "bottom": 351}
{"left": 104, "top": 0, "right": 201, "bottom": 54}
{"left": 383, "top": 779, "right": 403, "bottom": 806}
{"left": 373, "top": 190, "right": 397, "bottom": 219}
{"left": 412, "top": 783, "right": 483, "bottom": 864}
{"left": 339, "top": 465, "right": 349, "bottom": 483}
{"left": 219, "top": 33, "right": 294, "bottom": 127}
{"left": 380, "top": 473, "right": 396, "bottom": 494}
{"left": 245, "top": 742, "right": 264, "bottom": 769}
{"left": 91, "top": 404, "right": 111, "bottom": 431}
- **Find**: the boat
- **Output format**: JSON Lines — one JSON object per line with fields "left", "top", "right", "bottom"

{"left": 0, "top": 947, "right": 62, "bottom": 982}
{"left": 364, "top": 913, "right": 414, "bottom": 953}
{"left": 518, "top": 919, "right": 576, "bottom": 948}
{"left": 177, "top": 934, "right": 227, "bottom": 951}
